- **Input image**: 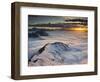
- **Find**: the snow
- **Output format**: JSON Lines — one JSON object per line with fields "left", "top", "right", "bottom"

{"left": 28, "top": 30, "right": 87, "bottom": 66}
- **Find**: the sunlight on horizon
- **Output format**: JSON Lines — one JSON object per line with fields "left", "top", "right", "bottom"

{"left": 29, "top": 26, "right": 88, "bottom": 31}
{"left": 70, "top": 27, "right": 87, "bottom": 31}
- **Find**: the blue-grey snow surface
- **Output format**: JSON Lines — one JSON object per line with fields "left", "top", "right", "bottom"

{"left": 28, "top": 30, "right": 87, "bottom": 66}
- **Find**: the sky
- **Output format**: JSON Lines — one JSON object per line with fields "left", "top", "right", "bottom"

{"left": 28, "top": 15, "right": 87, "bottom": 25}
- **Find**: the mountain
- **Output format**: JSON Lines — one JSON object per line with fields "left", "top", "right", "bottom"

{"left": 29, "top": 42, "right": 87, "bottom": 66}
{"left": 28, "top": 28, "right": 49, "bottom": 38}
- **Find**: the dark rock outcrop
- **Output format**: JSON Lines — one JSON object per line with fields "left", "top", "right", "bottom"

{"left": 28, "top": 28, "right": 49, "bottom": 38}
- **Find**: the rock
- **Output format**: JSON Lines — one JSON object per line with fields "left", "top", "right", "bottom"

{"left": 28, "top": 32, "right": 39, "bottom": 38}
{"left": 28, "top": 28, "right": 49, "bottom": 38}
{"left": 35, "top": 30, "right": 48, "bottom": 36}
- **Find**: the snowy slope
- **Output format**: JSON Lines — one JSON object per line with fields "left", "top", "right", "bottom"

{"left": 29, "top": 42, "right": 87, "bottom": 66}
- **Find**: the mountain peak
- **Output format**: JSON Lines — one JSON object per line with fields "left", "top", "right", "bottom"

{"left": 29, "top": 42, "right": 86, "bottom": 66}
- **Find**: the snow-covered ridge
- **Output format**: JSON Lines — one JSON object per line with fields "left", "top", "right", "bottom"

{"left": 29, "top": 42, "right": 87, "bottom": 66}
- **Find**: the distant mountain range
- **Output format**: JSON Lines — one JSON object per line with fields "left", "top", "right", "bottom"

{"left": 29, "top": 22, "right": 87, "bottom": 28}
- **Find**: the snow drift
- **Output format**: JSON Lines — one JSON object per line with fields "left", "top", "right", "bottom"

{"left": 29, "top": 42, "right": 87, "bottom": 66}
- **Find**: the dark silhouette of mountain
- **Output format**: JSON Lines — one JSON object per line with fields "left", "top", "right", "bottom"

{"left": 29, "top": 23, "right": 77, "bottom": 28}
{"left": 35, "top": 30, "right": 48, "bottom": 36}
{"left": 28, "top": 29, "right": 49, "bottom": 38}
{"left": 28, "top": 32, "right": 39, "bottom": 38}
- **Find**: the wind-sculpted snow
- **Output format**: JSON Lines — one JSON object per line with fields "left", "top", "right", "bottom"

{"left": 28, "top": 30, "right": 87, "bottom": 66}
{"left": 29, "top": 42, "right": 87, "bottom": 66}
